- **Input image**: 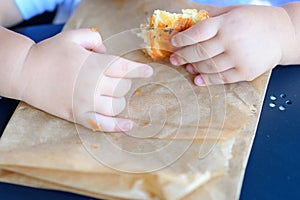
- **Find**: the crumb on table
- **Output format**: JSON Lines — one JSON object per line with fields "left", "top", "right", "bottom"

{"left": 135, "top": 89, "right": 142, "bottom": 95}
{"left": 91, "top": 144, "right": 99, "bottom": 149}
{"left": 88, "top": 118, "right": 103, "bottom": 132}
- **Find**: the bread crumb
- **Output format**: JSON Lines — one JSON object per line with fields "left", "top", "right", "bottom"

{"left": 91, "top": 27, "right": 99, "bottom": 33}
{"left": 135, "top": 89, "right": 142, "bottom": 95}
{"left": 92, "top": 144, "right": 99, "bottom": 149}
{"left": 250, "top": 105, "right": 257, "bottom": 114}
{"left": 88, "top": 118, "right": 103, "bottom": 131}
{"left": 111, "top": 135, "right": 119, "bottom": 141}
{"left": 76, "top": 141, "right": 83, "bottom": 145}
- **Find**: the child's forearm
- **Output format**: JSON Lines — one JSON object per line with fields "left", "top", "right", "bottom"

{"left": 282, "top": 3, "right": 300, "bottom": 65}
{"left": 0, "top": 26, "right": 35, "bottom": 99}
{"left": 0, "top": 0, "right": 23, "bottom": 27}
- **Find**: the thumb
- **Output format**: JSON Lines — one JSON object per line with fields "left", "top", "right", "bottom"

{"left": 65, "top": 28, "right": 106, "bottom": 53}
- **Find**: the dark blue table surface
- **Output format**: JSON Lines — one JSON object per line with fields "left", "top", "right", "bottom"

{"left": 0, "top": 24, "right": 299, "bottom": 200}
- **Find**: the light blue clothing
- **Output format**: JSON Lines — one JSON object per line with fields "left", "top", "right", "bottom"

{"left": 14, "top": 0, "right": 295, "bottom": 24}
{"left": 14, "top": 0, "right": 80, "bottom": 23}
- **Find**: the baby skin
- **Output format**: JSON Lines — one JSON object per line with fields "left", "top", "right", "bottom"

{"left": 170, "top": 3, "right": 300, "bottom": 85}
{"left": 0, "top": 1, "right": 153, "bottom": 132}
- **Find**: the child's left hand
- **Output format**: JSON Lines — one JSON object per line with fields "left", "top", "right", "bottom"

{"left": 16, "top": 29, "right": 153, "bottom": 132}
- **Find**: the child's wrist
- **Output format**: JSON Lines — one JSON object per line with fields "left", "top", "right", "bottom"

{"left": 2, "top": 30, "right": 36, "bottom": 100}
{"left": 12, "top": 43, "right": 36, "bottom": 102}
{"left": 280, "top": 4, "right": 300, "bottom": 65}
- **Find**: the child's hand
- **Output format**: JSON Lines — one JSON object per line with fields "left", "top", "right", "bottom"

{"left": 15, "top": 29, "right": 153, "bottom": 132}
{"left": 170, "top": 5, "right": 299, "bottom": 85}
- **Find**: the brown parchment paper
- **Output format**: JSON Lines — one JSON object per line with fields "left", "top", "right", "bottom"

{"left": 0, "top": 0, "right": 271, "bottom": 199}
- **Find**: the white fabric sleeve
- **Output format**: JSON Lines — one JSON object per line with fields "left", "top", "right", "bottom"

{"left": 14, "top": 0, "right": 64, "bottom": 20}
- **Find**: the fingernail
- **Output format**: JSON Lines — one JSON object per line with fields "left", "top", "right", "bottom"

{"left": 171, "top": 36, "right": 178, "bottom": 47}
{"left": 170, "top": 55, "right": 179, "bottom": 66}
{"left": 186, "top": 64, "right": 196, "bottom": 74}
{"left": 121, "top": 120, "right": 133, "bottom": 131}
{"left": 144, "top": 66, "right": 154, "bottom": 77}
{"left": 99, "top": 44, "right": 106, "bottom": 52}
{"left": 195, "top": 75, "right": 204, "bottom": 86}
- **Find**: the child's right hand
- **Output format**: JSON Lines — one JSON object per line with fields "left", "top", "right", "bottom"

{"left": 14, "top": 29, "right": 153, "bottom": 132}
{"left": 170, "top": 5, "right": 300, "bottom": 85}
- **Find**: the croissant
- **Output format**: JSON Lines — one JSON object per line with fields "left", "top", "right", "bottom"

{"left": 138, "top": 9, "right": 209, "bottom": 61}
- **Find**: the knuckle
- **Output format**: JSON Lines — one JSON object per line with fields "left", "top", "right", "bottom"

{"left": 192, "top": 63, "right": 201, "bottom": 72}
{"left": 239, "top": 68, "right": 255, "bottom": 82}
{"left": 121, "top": 61, "right": 130, "bottom": 75}
{"left": 117, "top": 79, "right": 131, "bottom": 97}
{"left": 192, "top": 27, "right": 202, "bottom": 40}
{"left": 98, "top": 75, "right": 108, "bottom": 87}
{"left": 194, "top": 44, "right": 208, "bottom": 59}
{"left": 112, "top": 97, "right": 126, "bottom": 115}
{"left": 194, "top": 62, "right": 206, "bottom": 73}
{"left": 242, "top": 72, "right": 251, "bottom": 81}
{"left": 220, "top": 73, "right": 230, "bottom": 84}
{"left": 124, "top": 79, "right": 132, "bottom": 92}
{"left": 245, "top": 74, "right": 255, "bottom": 82}
{"left": 178, "top": 31, "right": 195, "bottom": 45}
{"left": 174, "top": 33, "right": 183, "bottom": 46}
{"left": 212, "top": 65, "right": 221, "bottom": 73}
{"left": 207, "top": 63, "right": 218, "bottom": 73}
{"left": 195, "top": 61, "right": 216, "bottom": 73}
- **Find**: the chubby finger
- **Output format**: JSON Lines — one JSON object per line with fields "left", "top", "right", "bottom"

{"left": 98, "top": 76, "right": 131, "bottom": 97}
{"left": 172, "top": 16, "right": 221, "bottom": 47}
{"left": 84, "top": 112, "right": 133, "bottom": 132}
{"left": 194, "top": 68, "right": 243, "bottom": 86}
{"left": 189, "top": 53, "right": 233, "bottom": 74}
{"left": 64, "top": 28, "right": 106, "bottom": 53}
{"left": 92, "top": 96, "right": 126, "bottom": 116}
{"left": 104, "top": 57, "right": 153, "bottom": 78}
{"left": 170, "top": 37, "right": 224, "bottom": 65}
{"left": 186, "top": 64, "right": 198, "bottom": 75}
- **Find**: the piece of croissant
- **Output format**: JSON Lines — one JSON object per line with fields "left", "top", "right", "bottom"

{"left": 138, "top": 9, "right": 209, "bottom": 61}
